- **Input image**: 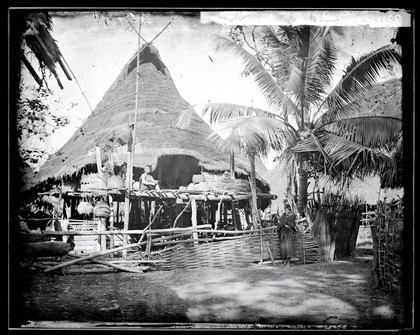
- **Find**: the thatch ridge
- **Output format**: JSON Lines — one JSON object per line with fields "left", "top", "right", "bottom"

{"left": 33, "top": 44, "right": 268, "bottom": 186}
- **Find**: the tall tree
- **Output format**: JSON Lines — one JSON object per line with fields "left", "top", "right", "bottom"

{"left": 178, "top": 25, "right": 402, "bottom": 214}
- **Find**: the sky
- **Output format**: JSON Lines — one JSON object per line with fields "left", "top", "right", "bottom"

{"left": 18, "top": 10, "right": 408, "bottom": 170}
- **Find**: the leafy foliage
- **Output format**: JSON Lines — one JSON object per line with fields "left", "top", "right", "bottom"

{"left": 17, "top": 86, "right": 70, "bottom": 169}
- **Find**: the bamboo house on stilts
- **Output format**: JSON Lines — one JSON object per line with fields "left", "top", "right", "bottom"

{"left": 22, "top": 43, "right": 297, "bottom": 271}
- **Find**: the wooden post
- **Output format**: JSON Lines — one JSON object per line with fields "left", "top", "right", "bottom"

{"left": 95, "top": 146, "right": 104, "bottom": 181}
{"left": 219, "top": 203, "right": 223, "bottom": 228}
{"left": 259, "top": 220, "right": 263, "bottom": 264}
{"left": 108, "top": 195, "right": 114, "bottom": 256}
{"left": 145, "top": 200, "right": 150, "bottom": 226}
{"left": 122, "top": 151, "right": 132, "bottom": 260}
{"left": 302, "top": 230, "right": 306, "bottom": 264}
{"left": 100, "top": 218, "right": 107, "bottom": 251}
{"left": 265, "top": 241, "right": 275, "bottom": 266}
{"left": 122, "top": 16, "right": 142, "bottom": 260}
{"left": 329, "top": 213, "right": 338, "bottom": 261}
{"left": 248, "top": 152, "right": 261, "bottom": 229}
{"left": 191, "top": 199, "right": 198, "bottom": 244}
{"left": 230, "top": 147, "right": 235, "bottom": 179}
{"left": 231, "top": 201, "right": 238, "bottom": 230}
{"left": 223, "top": 202, "right": 228, "bottom": 227}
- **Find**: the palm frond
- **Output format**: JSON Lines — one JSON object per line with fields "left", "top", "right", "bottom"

{"left": 290, "top": 129, "right": 397, "bottom": 184}
{"left": 254, "top": 26, "right": 298, "bottom": 89}
{"left": 304, "top": 27, "right": 341, "bottom": 108}
{"left": 176, "top": 105, "right": 199, "bottom": 130}
{"left": 289, "top": 135, "right": 318, "bottom": 153}
{"left": 318, "top": 132, "right": 394, "bottom": 180}
{"left": 213, "top": 36, "right": 299, "bottom": 116}
{"left": 208, "top": 115, "right": 298, "bottom": 155}
{"left": 282, "top": 26, "right": 340, "bottom": 124}
{"left": 319, "top": 116, "right": 402, "bottom": 150}
{"left": 320, "top": 44, "right": 401, "bottom": 113}
{"left": 176, "top": 103, "right": 297, "bottom": 134}
{"left": 202, "top": 103, "right": 280, "bottom": 126}
{"left": 315, "top": 78, "right": 402, "bottom": 126}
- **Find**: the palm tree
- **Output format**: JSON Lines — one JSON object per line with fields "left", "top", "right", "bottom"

{"left": 178, "top": 25, "right": 402, "bottom": 216}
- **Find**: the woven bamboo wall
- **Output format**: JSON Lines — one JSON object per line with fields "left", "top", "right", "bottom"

{"left": 293, "top": 231, "right": 321, "bottom": 264}
{"left": 158, "top": 232, "right": 279, "bottom": 270}
{"left": 157, "top": 230, "right": 320, "bottom": 270}
{"left": 371, "top": 199, "right": 403, "bottom": 293}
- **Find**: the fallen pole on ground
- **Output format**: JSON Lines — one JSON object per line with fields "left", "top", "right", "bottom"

{"left": 68, "top": 254, "right": 148, "bottom": 273}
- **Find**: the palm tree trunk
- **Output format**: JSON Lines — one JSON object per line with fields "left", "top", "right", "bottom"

{"left": 297, "top": 162, "right": 308, "bottom": 214}
{"left": 249, "top": 152, "right": 260, "bottom": 229}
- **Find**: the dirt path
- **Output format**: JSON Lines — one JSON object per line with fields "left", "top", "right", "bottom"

{"left": 15, "top": 245, "right": 404, "bottom": 329}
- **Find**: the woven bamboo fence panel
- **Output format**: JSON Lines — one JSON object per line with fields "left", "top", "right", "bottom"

{"left": 156, "top": 229, "right": 321, "bottom": 270}
{"left": 371, "top": 199, "right": 403, "bottom": 293}
{"left": 158, "top": 231, "right": 280, "bottom": 270}
{"left": 293, "top": 230, "right": 321, "bottom": 264}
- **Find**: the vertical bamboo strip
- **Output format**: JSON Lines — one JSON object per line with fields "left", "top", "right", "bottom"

{"left": 100, "top": 218, "right": 107, "bottom": 251}
{"left": 191, "top": 199, "right": 198, "bottom": 244}
{"left": 108, "top": 195, "right": 114, "bottom": 256}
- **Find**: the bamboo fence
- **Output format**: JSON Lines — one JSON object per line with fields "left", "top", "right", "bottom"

{"left": 371, "top": 199, "right": 403, "bottom": 293}
{"left": 20, "top": 223, "right": 322, "bottom": 272}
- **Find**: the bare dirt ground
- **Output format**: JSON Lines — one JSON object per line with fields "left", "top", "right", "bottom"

{"left": 13, "top": 243, "right": 405, "bottom": 330}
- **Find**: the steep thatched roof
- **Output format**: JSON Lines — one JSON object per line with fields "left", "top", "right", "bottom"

{"left": 33, "top": 44, "right": 268, "bottom": 185}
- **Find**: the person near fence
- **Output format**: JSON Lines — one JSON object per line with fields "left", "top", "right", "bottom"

{"left": 277, "top": 204, "right": 297, "bottom": 266}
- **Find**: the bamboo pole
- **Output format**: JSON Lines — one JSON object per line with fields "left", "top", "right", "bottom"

{"left": 122, "top": 131, "right": 133, "bottom": 260}
{"left": 265, "top": 241, "right": 275, "bottom": 266}
{"left": 99, "top": 218, "right": 107, "bottom": 251}
{"left": 230, "top": 147, "right": 235, "bottom": 179}
{"left": 55, "top": 190, "right": 277, "bottom": 201}
{"left": 248, "top": 152, "right": 261, "bottom": 230}
{"left": 302, "top": 229, "right": 306, "bottom": 264}
{"left": 151, "top": 232, "right": 195, "bottom": 243}
{"left": 68, "top": 254, "right": 146, "bottom": 273}
{"left": 108, "top": 195, "right": 114, "bottom": 256}
{"left": 173, "top": 200, "right": 190, "bottom": 228}
{"left": 109, "top": 260, "right": 166, "bottom": 264}
{"left": 259, "top": 222, "right": 263, "bottom": 264}
{"left": 214, "top": 197, "right": 224, "bottom": 230}
{"left": 44, "top": 241, "right": 144, "bottom": 272}
{"left": 62, "top": 268, "right": 117, "bottom": 274}
{"left": 122, "top": 16, "right": 142, "bottom": 260}
{"left": 95, "top": 146, "right": 104, "bottom": 180}
{"left": 150, "top": 234, "right": 259, "bottom": 247}
{"left": 24, "top": 224, "right": 213, "bottom": 236}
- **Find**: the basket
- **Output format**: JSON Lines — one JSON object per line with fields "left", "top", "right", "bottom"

{"left": 77, "top": 202, "right": 93, "bottom": 215}
{"left": 93, "top": 201, "right": 110, "bottom": 218}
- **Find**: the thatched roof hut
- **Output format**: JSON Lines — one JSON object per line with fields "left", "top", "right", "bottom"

{"left": 31, "top": 44, "right": 269, "bottom": 191}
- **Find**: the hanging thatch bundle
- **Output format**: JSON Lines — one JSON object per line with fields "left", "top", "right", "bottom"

{"left": 77, "top": 201, "right": 94, "bottom": 215}
{"left": 93, "top": 201, "right": 110, "bottom": 218}
{"left": 308, "top": 189, "right": 365, "bottom": 261}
